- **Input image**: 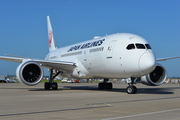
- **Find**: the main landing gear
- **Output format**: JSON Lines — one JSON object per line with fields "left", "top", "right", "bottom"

{"left": 98, "top": 79, "right": 113, "bottom": 90}
{"left": 44, "top": 69, "right": 62, "bottom": 90}
{"left": 126, "top": 77, "right": 137, "bottom": 94}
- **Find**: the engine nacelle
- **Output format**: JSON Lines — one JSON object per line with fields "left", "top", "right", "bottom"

{"left": 16, "top": 61, "right": 44, "bottom": 86}
{"left": 140, "top": 64, "right": 167, "bottom": 86}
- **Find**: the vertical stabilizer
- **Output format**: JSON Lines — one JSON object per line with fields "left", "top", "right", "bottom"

{"left": 47, "top": 16, "right": 57, "bottom": 52}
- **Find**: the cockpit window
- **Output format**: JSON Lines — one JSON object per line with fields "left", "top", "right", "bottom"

{"left": 126, "top": 44, "right": 135, "bottom": 50}
{"left": 145, "top": 44, "right": 152, "bottom": 49}
{"left": 135, "top": 44, "right": 146, "bottom": 49}
{"left": 127, "top": 43, "right": 151, "bottom": 50}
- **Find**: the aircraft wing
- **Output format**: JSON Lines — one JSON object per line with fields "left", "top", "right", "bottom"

{"left": 0, "top": 56, "right": 76, "bottom": 71}
{"left": 35, "top": 59, "right": 76, "bottom": 71}
{"left": 0, "top": 56, "right": 24, "bottom": 63}
{"left": 157, "top": 56, "right": 180, "bottom": 61}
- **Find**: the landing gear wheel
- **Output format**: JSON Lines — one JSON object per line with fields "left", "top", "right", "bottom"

{"left": 52, "top": 82, "right": 58, "bottom": 90}
{"left": 45, "top": 82, "right": 50, "bottom": 90}
{"left": 133, "top": 86, "right": 137, "bottom": 94}
{"left": 126, "top": 86, "right": 137, "bottom": 94}
{"left": 98, "top": 83, "right": 105, "bottom": 90}
{"left": 106, "top": 83, "right": 113, "bottom": 90}
{"left": 98, "top": 83, "right": 113, "bottom": 90}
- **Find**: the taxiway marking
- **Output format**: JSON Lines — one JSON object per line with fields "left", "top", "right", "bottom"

{"left": 102, "top": 108, "right": 180, "bottom": 120}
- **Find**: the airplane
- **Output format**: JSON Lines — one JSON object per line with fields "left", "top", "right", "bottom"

{"left": 0, "top": 16, "right": 180, "bottom": 94}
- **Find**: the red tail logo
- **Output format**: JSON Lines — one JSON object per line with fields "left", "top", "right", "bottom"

{"left": 49, "top": 30, "right": 52, "bottom": 48}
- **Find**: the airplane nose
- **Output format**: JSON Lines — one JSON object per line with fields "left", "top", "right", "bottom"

{"left": 139, "top": 52, "right": 156, "bottom": 74}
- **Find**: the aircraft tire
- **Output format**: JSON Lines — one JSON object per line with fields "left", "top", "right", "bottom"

{"left": 106, "top": 83, "right": 113, "bottom": 90}
{"left": 133, "top": 86, "right": 137, "bottom": 93}
{"left": 52, "top": 82, "right": 58, "bottom": 90}
{"left": 45, "top": 82, "right": 50, "bottom": 90}
{"left": 126, "top": 86, "right": 136, "bottom": 94}
{"left": 98, "top": 83, "right": 105, "bottom": 90}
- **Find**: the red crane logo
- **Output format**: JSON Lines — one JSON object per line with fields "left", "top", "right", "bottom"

{"left": 49, "top": 30, "right": 52, "bottom": 48}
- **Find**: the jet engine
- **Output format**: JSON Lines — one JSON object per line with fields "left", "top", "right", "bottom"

{"left": 16, "top": 61, "right": 44, "bottom": 86}
{"left": 140, "top": 64, "right": 167, "bottom": 86}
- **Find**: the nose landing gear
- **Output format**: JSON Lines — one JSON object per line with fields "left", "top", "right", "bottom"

{"left": 126, "top": 77, "right": 137, "bottom": 94}
{"left": 126, "top": 85, "right": 137, "bottom": 94}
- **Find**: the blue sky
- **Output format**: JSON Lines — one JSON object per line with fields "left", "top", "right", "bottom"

{"left": 0, "top": 0, "right": 180, "bottom": 77}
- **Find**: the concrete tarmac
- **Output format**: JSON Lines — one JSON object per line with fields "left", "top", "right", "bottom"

{"left": 0, "top": 83, "right": 180, "bottom": 120}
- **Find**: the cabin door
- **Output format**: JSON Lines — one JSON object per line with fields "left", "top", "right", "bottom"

{"left": 106, "top": 40, "right": 117, "bottom": 58}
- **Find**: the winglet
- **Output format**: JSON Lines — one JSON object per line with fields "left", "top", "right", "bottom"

{"left": 47, "top": 16, "right": 57, "bottom": 52}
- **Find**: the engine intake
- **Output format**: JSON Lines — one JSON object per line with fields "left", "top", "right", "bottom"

{"left": 16, "top": 61, "right": 44, "bottom": 86}
{"left": 140, "top": 64, "right": 167, "bottom": 86}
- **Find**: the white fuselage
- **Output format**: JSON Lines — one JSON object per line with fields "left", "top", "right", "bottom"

{"left": 45, "top": 33, "right": 156, "bottom": 79}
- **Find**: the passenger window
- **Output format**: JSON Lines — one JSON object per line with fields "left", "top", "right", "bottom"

{"left": 126, "top": 44, "right": 135, "bottom": 50}
{"left": 145, "top": 44, "right": 152, "bottom": 49}
{"left": 136, "top": 44, "right": 146, "bottom": 49}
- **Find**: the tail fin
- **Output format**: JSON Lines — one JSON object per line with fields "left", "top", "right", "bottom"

{"left": 47, "top": 16, "right": 57, "bottom": 52}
